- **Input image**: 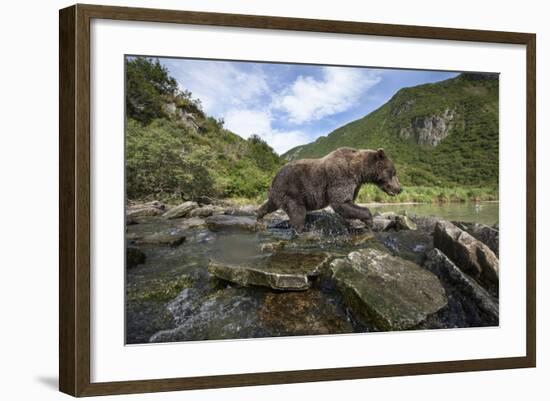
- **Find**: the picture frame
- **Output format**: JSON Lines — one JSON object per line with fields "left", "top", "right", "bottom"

{"left": 59, "top": 3, "right": 536, "bottom": 397}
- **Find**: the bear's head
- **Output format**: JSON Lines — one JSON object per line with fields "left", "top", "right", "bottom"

{"left": 370, "top": 148, "right": 402, "bottom": 196}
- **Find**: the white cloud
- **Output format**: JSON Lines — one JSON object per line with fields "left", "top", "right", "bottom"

{"left": 164, "top": 60, "right": 383, "bottom": 154}
{"left": 224, "top": 109, "right": 272, "bottom": 139}
{"left": 272, "top": 67, "right": 381, "bottom": 124}
{"left": 265, "top": 130, "right": 311, "bottom": 155}
{"left": 167, "top": 61, "right": 270, "bottom": 116}
{"left": 223, "top": 108, "right": 310, "bottom": 155}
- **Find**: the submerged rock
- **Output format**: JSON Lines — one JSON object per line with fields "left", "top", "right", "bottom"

{"left": 259, "top": 241, "right": 287, "bottom": 253}
{"left": 208, "top": 252, "right": 330, "bottom": 291}
{"left": 162, "top": 201, "right": 198, "bottom": 219}
{"left": 150, "top": 287, "right": 265, "bottom": 342}
{"left": 206, "top": 214, "right": 263, "bottom": 232}
{"left": 258, "top": 290, "right": 354, "bottom": 336}
{"left": 423, "top": 249, "right": 498, "bottom": 327}
{"left": 433, "top": 220, "right": 499, "bottom": 290}
{"left": 126, "top": 246, "right": 146, "bottom": 269}
{"left": 347, "top": 232, "right": 375, "bottom": 246}
{"left": 329, "top": 248, "right": 447, "bottom": 330}
{"left": 127, "top": 200, "right": 166, "bottom": 218}
{"left": 178, "top": 217, "right": 206, "bottom": 229}
{"left": 132, "top": 233, "right": 186, "bottom": 248}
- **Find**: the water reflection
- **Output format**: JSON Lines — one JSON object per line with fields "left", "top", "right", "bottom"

{"left": 364, "top": 202, "right": 498, "bottom": 225}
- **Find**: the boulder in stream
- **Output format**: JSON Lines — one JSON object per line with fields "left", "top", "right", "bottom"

{"left": 422, "top": 249, "right": 499, "bottom": 327}
{"left": 330, "top": 248, "right": 447, "bottom": 330}
{"left": 452, "top": 221, "right": 499, "bottom": 257}
{"left": 224, "top": 204, "right": 258, "bottom": 216}
{"left": 127, "top": 200, "right": 166, "bottom": 218}
{"left": 162, "top": 201, "right": 198, "bottom": 219}
{"left": 269, "top": 210, "right": 353, "bottom": 236}
{"left": 433, "top": 220, "right": 499, "bottom": 290}
{"left": 371, "top": 212, "right": 417, "bottom": 231}
{"left": 188, "top": 205, "right": 225, "bottom": 218}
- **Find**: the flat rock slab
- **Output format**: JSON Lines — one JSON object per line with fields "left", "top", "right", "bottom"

{"left": 330, "top": 248, "right": 447, "bottom": 330}
{"left": 205, "top": 214, "right": 263, "bottom": 232}
{"left": 208, "top": 252, "right": 330, "bottom": 291}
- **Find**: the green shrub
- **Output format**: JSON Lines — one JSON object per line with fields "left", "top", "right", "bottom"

{"left": 126, "top": 119, "right": 215, "bottom": 200}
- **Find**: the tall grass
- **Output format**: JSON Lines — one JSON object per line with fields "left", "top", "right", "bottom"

{"left": 219, "top": 186, "right": 498, "bottom": 206}
{"left": 355, "top": 185, "right": 498, "bottom": 204}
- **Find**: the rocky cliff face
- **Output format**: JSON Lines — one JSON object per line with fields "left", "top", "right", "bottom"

{"left": 163, "top": 101, "right": 202, "bottom": 132}
{"left": 399, "top": 107, "right": 463, "bottom": 147}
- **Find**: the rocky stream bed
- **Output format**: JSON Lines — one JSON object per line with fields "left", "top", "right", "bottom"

{"left": 126, "top": 200, "right": 499, "bottom": 344}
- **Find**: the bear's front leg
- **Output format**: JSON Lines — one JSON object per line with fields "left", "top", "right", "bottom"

{"left": 331, "top": 201, "right": 373, "bottom": 227}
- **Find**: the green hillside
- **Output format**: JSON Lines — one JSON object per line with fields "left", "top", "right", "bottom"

{"left": 125, "top": 57, "right": 282, "bottom": 202}
{"left": 284, "top": 73, "right": 499, "bottom": 190}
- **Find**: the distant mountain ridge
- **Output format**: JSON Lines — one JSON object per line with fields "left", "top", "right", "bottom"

{"left": 283, "top": 73, "right": 499, "bottom": 188}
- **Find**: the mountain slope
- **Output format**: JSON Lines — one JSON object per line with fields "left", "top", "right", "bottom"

{"left": 125, "top": 57, "right": 283, "bottom": 201}
{"left": 283, "top": 73, "right": 499, "bottom": 188}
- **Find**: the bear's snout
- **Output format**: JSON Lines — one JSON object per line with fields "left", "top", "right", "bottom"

{"left": 379, "top": 175, "right": 402, "bottom": 196}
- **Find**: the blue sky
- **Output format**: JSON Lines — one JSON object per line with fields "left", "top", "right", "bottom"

{"left": 160, "top": 58, "right": 458, "bottom": 154}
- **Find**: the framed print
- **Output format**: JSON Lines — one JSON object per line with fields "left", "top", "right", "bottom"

{"left": 59, "top": 4, "right": 536, "bottom": 397}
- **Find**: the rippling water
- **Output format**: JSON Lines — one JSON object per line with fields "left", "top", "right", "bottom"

{"left": 126, "top": 201, "right": 499, "bottom": 344}
{"left": 364, "top": 202, "right": 499, "bottom": 226}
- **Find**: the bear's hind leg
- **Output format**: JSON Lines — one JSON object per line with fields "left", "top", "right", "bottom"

{"left": 284, "top": 200, "right": 306, "bottom": 233}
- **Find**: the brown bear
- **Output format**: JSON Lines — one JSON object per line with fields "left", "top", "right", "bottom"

{"left": 257, "top": 147, "right": 402, "bottom": 232}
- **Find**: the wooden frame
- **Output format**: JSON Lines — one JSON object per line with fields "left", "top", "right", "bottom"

{"left": 59, "top": 3, "right": 536, "bottom": 397}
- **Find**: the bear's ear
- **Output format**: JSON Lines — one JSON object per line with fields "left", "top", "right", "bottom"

{"left": 377, "top": 148, "right": 386, "bottom": 159}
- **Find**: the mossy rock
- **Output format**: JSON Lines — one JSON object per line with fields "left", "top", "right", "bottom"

{"left": 330, "top": 248, "right": 447, "bottom": 330}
